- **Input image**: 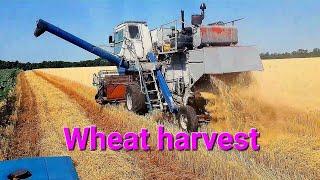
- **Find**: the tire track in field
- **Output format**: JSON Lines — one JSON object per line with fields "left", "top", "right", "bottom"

{"left": 25, "top": 72, "right": 143, "bottom": 179}
{"left": 33, "top": 70, "right": 200, "bottom": 179}
{"left": 9, "top": 72, "right": 40, "bottom": 159}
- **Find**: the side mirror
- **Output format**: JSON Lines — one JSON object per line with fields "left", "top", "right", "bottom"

{"left": 109, "top": 35, "right": 114, "bottom": 44}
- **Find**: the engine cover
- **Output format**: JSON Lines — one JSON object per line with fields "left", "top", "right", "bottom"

{"left": 193, "top": 25, "right": 238, "bottom": 47}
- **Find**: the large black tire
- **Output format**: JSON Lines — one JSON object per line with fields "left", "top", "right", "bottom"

{"left": 125, "top": 83, "right": 147, "bottom": 114}
{"left": 177, "top": 105, "right": 199, "bottom": 132}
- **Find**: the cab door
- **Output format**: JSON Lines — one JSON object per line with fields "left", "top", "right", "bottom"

{"left": 113, "top": 28, "right": 124, "bottom": 56}
{"left": 127, "top": 24, "right": 144, "bottom": 59}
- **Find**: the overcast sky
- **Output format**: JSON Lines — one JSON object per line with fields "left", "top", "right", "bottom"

{"left": 0, "top": 0, "right": 319, "bottom": 62}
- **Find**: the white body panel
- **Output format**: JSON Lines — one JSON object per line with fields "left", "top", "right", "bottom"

{"left": 114, "top": 22, "right": 152, "bottom": 60}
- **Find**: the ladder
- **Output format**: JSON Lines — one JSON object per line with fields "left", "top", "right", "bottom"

{"left": 141, "top": 70, "right": 164, "bottom": 111}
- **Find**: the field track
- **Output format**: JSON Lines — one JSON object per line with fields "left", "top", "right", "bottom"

{"left": 12, "top": 59, "right": 320, "bottom": 179}
{"left": 9, "top": 72, "right": 39, "bottom": 158}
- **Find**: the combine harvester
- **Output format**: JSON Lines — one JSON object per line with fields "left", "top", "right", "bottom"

{"left": 34, "top": 3, "right": 263, "bottom": 132}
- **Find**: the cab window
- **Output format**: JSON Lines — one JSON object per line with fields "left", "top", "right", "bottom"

{"left": 114, "top": 29, "right": 124, "bottom": 43}
{"left": 128, "top": 25, "right": 140, "bottom": 39}
{"left": 114, "top": 29, "right": 124, "bottom": 54}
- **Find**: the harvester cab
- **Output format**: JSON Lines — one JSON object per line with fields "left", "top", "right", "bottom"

{"left": 110, "top": 21, "right": 152, "bottom": 60}
{"left": 34, "top": 3, "right": 263, "bottom": 132}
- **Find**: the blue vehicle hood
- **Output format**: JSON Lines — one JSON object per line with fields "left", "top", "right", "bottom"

{"left": 0, "top": 156, "right": 78, "bottom": 179}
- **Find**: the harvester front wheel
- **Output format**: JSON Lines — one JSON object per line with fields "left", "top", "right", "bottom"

{"left": 126, "top": 83, "right": 146, "bottom": 114}
{"left": 178, "top": 105, "right": 199, "bottom": 132}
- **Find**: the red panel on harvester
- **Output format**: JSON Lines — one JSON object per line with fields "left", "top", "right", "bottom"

{"left": 200, "top": 26, "right": 238, "bottom": 45}
{"left": 103, "top": 75, "right": 131, "bottom": 101}
{"left": 106, "top": 85, "right": 126, "bottom": 100}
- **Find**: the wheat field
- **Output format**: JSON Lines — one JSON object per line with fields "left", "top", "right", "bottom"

{"left": 40, "top": 66, "right": 117, "bottom": 87}
{"left": 203, "top": 58, "right": 320, "bottom": 178}
{"left": 15, "top": 58, "right": 319, "bottom": 179}
{"left": 252, "top": 58, "right": 320, "bottom": 110}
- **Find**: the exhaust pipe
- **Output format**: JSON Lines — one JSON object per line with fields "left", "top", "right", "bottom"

{"left": 181, "top": 10, "right": 185, "bottom": 30}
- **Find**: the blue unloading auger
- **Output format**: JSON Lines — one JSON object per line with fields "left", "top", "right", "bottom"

{"left": 34, "top": 19, "right": 178, "bottom": 112}
{"left": 34, "top": 19, "right": 129, "bottom": 69}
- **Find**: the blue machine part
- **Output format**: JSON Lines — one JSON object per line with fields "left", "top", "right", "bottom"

{"left": 147, "top": 52, "right": 178, "bottom": 113}
{"left": 117, "top": 67, "right": 126, "bottom": 75}
{"left": 34, "top": 19, "right": 129, "bottom": 69}
{"left": 0, "top": 156, "right": 78, "bottom": 179}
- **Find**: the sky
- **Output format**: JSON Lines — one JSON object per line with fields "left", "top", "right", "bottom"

{"left": 0, "top": 0, "right": 319, "bottom": 62}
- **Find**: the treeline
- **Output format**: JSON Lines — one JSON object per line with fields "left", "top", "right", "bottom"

{"left": 0, "top": 58, "right": 113, "bottom": 70}
{"left": 1, "top": 48, "right": 320, "bottom": 70}
{"left": 260, "top": 48, "right": 320, "bottom": 59}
